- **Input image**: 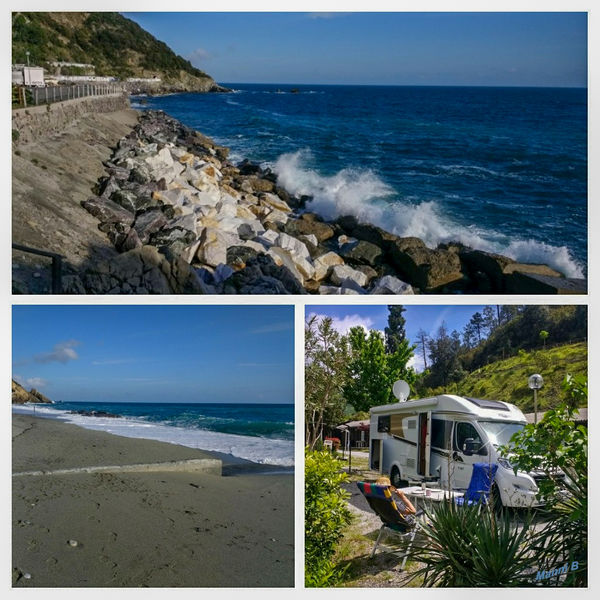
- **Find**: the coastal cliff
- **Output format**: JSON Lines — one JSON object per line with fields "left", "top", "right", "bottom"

{"left": 12, "top": 12, "right": 224, "bottom": 94}
{"left": 12, "top": 380, "right": 53, "bottom": 404}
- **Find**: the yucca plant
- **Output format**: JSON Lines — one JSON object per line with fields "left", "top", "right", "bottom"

{"left": 406, "top": 501, "right": 536, "bottom": 587}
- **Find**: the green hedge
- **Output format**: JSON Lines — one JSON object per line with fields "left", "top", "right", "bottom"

{"left": 305, "top": 449, "right": 352, "bottom": 587}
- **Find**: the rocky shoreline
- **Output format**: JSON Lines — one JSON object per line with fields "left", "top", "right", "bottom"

{"left": 66, "top": 109, "right": 585, "bottom": 295}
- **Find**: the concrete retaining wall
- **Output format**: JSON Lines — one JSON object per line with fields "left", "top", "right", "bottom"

{"left": 12, "top": 93, "right": 130, "bottom": 145}
{"left": 13, "top": 458, "right": 223, "bottom": 477}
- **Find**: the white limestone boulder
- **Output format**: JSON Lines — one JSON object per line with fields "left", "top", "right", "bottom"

{"left": 260, "top": 192, "right": 292, "bottom": 213}
{"left": 330, "top": 264, "right": 369, "bottom": 288}
{"left": 369, "top": 275, "right": 414, "bottom": 295}
{"left": 267, "top": 247, "right": 305, "bottom": 284}
{"left": 152, "top": 189, "right": 188, "bottom": 208}
{"left": 313, "top": 251, "right": 345, "bottom": 282}
{"left": 192, "top": 188, "right": 221, "bottom": 208}
{"left": 263, "top": 208, "right": 289, "bottom": 226}
{"left": 275, "top": 232, "right": 311, "bottom": 260}
{"left": 268, "top": 245, "right": 315, "bottom": 281}
{"left": 196, "top": 228, "right": 241, "bottom": 268}
{"left": 256, "top": 229, "right": 279, "bottom": 248}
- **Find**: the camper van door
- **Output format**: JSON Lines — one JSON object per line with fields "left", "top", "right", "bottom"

{"left": 451, "top": 421, "right": 488, "bottom": 489}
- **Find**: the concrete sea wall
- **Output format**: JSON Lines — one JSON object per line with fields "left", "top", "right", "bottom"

{"left": 12, "top": 93, "right": 130, "bottom": 145}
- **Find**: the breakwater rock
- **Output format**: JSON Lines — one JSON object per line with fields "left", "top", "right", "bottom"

{"left": 67, "top": 410, "right": 121, "bottom": 419}
{"left": 72, "top": 110, "right": 586, "bottom": 295}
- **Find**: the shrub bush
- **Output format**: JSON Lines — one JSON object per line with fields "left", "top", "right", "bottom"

{"left": 305, "top": 448, "right": 352, "bottom": 587}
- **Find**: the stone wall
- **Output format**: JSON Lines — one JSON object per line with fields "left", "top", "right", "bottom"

{"left": 12, "top": 93, "right": 130, "bottom": 145}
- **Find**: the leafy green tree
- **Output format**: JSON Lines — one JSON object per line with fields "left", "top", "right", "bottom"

{"left": 462, "top": 320, "right": 478, "bottom": 349}
{"left": 344, "top": 327, "right": 415, "bottom": 411}
{"left": 562, "top": 373, "right": 587, "bottom": 410}
{"left": 426, "top": 323, "right": 463, "bottom": 388}
{"left": 469, "top": 312, "right": 485, "bottom": 344}
{"left": 501, "top": 375, "right": 587, "bottom": 586}
{"left": 305, "top": 449, "right": 352, "bottom": 587}
{"left": 539, "top": 329, "right": 549, "bottom": 349}
{"left": 305, "top": 317, "right": 349, "bottom": 449}
{"left": 482, "top": 305, "right": 499, "bottom": 336}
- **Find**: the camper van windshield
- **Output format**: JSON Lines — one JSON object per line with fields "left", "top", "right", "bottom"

{"left": 479, "top": 421, "right": 524, "bottom": 448}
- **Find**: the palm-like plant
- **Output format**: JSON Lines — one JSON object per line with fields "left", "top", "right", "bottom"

{"left": 406, "top": 502, "right": 537, "bottom": 587}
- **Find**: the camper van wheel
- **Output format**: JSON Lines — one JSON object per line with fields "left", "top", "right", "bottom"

{"left": 490, "top": 483, "right": 503, "bottom": 513}
{"left": 390, "top": 467, "right": 407, "bottom": 488}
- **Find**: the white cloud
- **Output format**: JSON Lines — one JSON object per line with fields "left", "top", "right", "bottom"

{"left": 92, "top": 358, "right": 138, "bottom": 366}
{"left": 25, "top": 377, "right": 47, "bottom": 388}
{"left": 34, "top": 340, "right": 79, "bottom": 364}
{"left": 248, "top": 322, "right": 294, "bottom": 334}
{"left": 307, "top": 312, "right": 375, "bottom": 336}
{"left": 13, "top": 374, "right": 47, "bottom": 389}
{"left": 187, "top": 47, "right": 211, "bottom": 65}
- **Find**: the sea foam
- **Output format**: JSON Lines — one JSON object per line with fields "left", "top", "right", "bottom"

{"left": 274, "top": 150, "right": 584, "bottom": 278}
{"left": 13, "top": 404, "right": 294, "bottom": 467}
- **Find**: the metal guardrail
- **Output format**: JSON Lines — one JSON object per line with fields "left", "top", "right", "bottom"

{"left": 12, "top": 243, "right": 63, "bottom": 293}
{"left": 14, "top": 83, "right": 125, "bottom": 108}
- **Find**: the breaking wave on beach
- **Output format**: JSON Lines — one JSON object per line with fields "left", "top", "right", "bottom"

{"left": 274, "top": 149, "right": 584, "bottom": 279}
{"left": 13, "top": 403, "right": 294, "bottom": 467}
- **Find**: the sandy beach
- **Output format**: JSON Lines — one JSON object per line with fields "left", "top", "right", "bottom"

{"left": 12, "top": 414, "right": 294, "bottom": 587}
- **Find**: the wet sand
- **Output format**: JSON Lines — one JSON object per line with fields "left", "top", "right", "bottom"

{"left": 12, "top": 414, "right": 294, "bottom": 587}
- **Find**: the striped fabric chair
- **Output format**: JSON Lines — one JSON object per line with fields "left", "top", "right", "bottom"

{"left": 356, "top": 481, "right": 421, "bottom": 570}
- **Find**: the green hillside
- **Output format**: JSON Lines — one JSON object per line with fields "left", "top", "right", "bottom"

{"left": 424, "top": 341, "right": 587, "bottom": 413}
{"left": 12, "top": 12, "right": 219, "bottom": 90}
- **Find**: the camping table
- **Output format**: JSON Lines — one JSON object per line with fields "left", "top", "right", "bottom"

{"left": 398, "top": 486, "right": 464, "bottom": 515}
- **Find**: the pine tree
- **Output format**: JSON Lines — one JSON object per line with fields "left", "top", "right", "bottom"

{"left": 385, "top": 305, "right": 406, "bottom": 354}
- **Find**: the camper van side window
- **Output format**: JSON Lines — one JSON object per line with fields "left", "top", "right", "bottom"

{"left": 377, "top": 415, "right": 390, "bottom": 433}
{"left": 454, "top": 422, "right": 483, "bottom": 452}
{"left": 431, "top": 419, "right": 452, "bottom": 450}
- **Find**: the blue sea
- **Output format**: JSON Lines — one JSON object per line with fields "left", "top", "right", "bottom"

{"left": 13, "top": 402, "right": 294, "bottom": 467}
{"left": 133, "top": 84, "right": 587, "bottom": 278}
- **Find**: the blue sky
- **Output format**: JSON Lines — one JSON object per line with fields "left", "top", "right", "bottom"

{"left": 12, "top": 305, "right": 294, "bottom": 404}
{"left": 306, "top": 304, "right": 490, "bottom": 371}
{"left": 123, "top": 12, "right": 587, "bottom": 87}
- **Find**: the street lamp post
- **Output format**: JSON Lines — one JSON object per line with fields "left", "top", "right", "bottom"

{"left": 26, "top": 51, "right": 30, "bottom": 67}
{"left": 528, "top": 374, "right": 544, "bottom": 424}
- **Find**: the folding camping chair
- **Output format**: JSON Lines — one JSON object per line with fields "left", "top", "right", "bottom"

{"left": 455, "top": 462, "right": 499, "bottom": 506}
{"left": 356, "top": 481, "right": 423, "bottom": 570}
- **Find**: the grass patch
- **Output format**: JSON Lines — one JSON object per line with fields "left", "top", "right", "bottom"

{"left": 332, "top": 512, "right": 423, "bottom": 587}
{"left": 429, "top": 342, "right": 587, "bottom": 410}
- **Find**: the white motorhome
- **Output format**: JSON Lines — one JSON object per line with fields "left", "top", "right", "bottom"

{"left": 369, "top": 394, "right": 545, "bottom": 508}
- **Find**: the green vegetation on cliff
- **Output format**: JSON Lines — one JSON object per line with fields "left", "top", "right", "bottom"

{"left": 12, "top": 12, "right": 216, "bottom": 88}
{"left": 415, "top": 305, "right": 587, "bottom": 411}
{"left": 422, "top": 341, "right": 587, "bottom": 412}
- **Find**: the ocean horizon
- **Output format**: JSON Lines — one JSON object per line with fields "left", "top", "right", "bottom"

{"left": 13, "top": 401, "right": 294, "bottom": 467}
{"left": 133, "top": 83, "right": 587, "bottom": 278}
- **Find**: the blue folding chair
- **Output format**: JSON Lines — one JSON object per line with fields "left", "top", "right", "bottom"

{"left": 455, "top": 462, "right": 498, "bottom": 506}
{"left": 356, "top": 481, "right": 422, "bottom": 570}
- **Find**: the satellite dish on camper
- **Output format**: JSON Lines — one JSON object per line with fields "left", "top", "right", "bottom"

{"left": 392, "top": 380, "right": 410, "bottom": 402}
